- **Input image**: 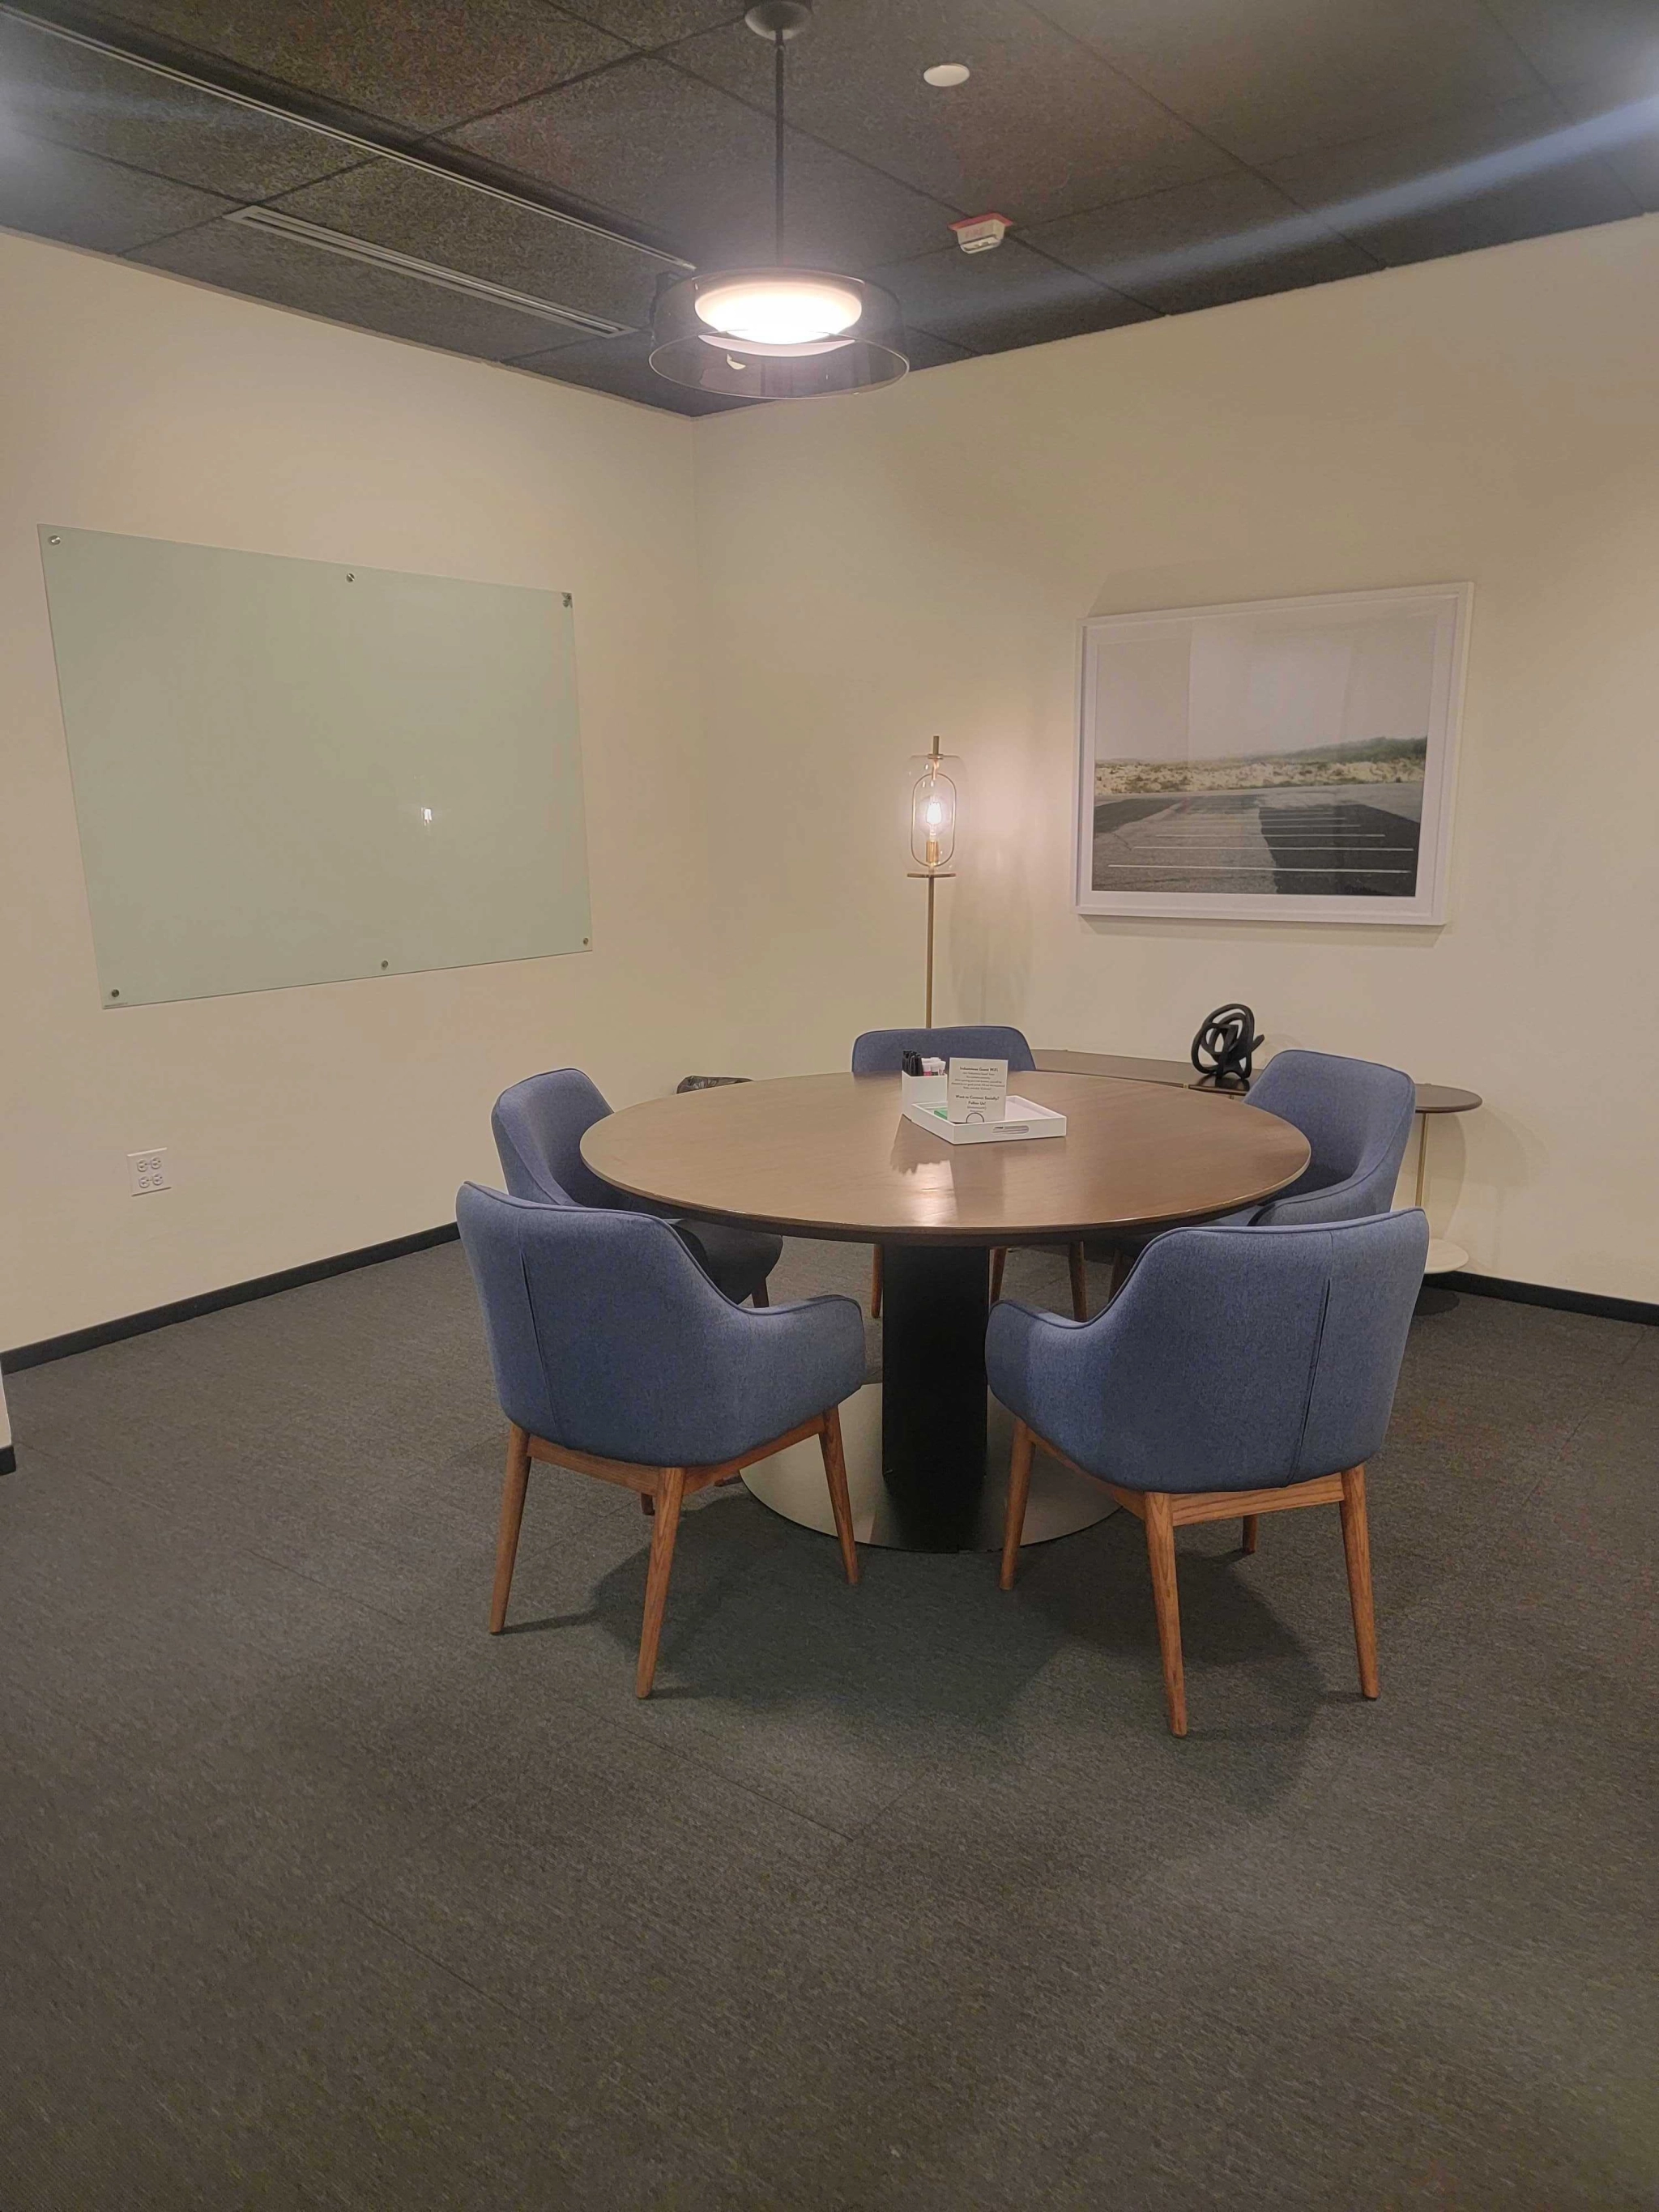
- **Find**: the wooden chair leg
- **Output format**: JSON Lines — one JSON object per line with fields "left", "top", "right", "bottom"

{"left": 817, "top": 1407, "right": 859, "bottom": 1585}
{"left": 1068, "top": 1242, "right": 1089, "bottom": 1322}
{"left": 1143, "top": 1492, "right": 1188, "bottom": 1737}
{"left": 489, "top": 1425, "right": 531, "bottom": 1634}
{"left": 636, "top": 1467, "right": 685, "bottom": 1698}
{"left": 999, "top": 1419, "right": 1036, "bottom": 1590}
{"left": 751, "top": 1279, "right": 770, "bottom": 1307}
{"left": 1241, "top": 1514, "right": 1258, "bottom": 1554}
{"left": 1107, "top": 1247, "right": 1132, "bottom": 1299}
{"left": 870, "top": 1246, "right": 883, "bottom": 1319}
{"left": 990, "top": 1247, "right": 1007, "bottom": 1302}
{"left": 1339, "top": 1464, "right": 1380, "bottom": 1699}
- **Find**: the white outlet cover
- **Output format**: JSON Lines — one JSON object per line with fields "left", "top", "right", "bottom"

{"left": 129, "top": 1149, "right": 169, "bottom": 1194}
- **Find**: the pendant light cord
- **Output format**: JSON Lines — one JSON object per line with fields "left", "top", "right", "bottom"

{"left": 774, "top": 28, "right": 785, "bottom": 262}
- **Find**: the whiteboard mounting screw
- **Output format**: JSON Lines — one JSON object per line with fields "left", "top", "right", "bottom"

{"left": 380, "top": 959, "right": 389, "bottom": 970}
{"left": 346, "top": 572, "right": 356, "bottom": 582}
{"left": 109, "top": 987, "right": 120, "bottom": 999}
{"left": 562, "top": 593, "right": 572, "bottom": 607}
{"left": 48, "top": 534, "right": 61, "bottom": 544}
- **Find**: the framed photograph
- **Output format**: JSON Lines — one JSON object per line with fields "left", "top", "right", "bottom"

{"left": 1075, "top": 584, "right": 1470, "bottom": 924}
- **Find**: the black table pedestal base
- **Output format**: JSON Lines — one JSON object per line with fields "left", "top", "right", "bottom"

{"left": 745, "top": 1240, "right": 1115, "bottom": 1553}
{"left": 741, "top": 1384, "right": 1115, "bottom": 1552}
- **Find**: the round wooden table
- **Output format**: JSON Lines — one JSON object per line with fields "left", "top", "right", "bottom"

{"left": 582, "top": 1072, "right": 1310, "bottom": 1553}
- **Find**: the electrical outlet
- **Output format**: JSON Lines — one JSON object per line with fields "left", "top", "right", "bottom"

{"left": 128, "top": 1149, "right": 169, "bottom": 1195}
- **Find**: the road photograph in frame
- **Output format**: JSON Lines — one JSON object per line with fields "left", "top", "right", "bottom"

{"left": 1075, "top": 584, "right": 1469, "bottom": 925}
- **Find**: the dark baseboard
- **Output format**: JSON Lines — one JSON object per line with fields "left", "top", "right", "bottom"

{"left": 0, "top": 1446, "right": 15, "bottom": 1477}
{"left": 1, "top": 1222, "right": 461, "bottom": 1374}
{"left": 1448, "top": 1270, "right": 1659, "bottom": 1328}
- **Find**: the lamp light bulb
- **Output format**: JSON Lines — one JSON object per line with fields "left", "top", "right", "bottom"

{"left": 695, "top": 276, "right": 863, "bottom": 347}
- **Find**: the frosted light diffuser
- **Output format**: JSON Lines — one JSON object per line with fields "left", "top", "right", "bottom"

{"left": 694, "top": 275, "right": 863, "bottom": 345}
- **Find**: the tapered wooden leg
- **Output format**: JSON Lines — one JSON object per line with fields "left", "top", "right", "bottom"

{"left": 1241, "top": 1514, "right": 1259, "bottom": 1554}
{"left": 1143, "top": 1491, "right": 1187, "bottom": 1737}
{"left": 817, "top": 1407, "right": 859, "bottom": 1585}
{"left": 1339, "top": 1465, "right": 1380, "bottom": 1699}
{"left": 636, "top": 1467, "right": 685, "bottom": 1698}
{"left": 1068, "top": 1242, "right": 1090, "bottom": 1322}
{"left": 489, "top": 1425, "right": 531, "bottom": 1634}
{"left": 990, "top": 1247, "right": 1007, "bottom": 1302}
{"left": 999, "top": 1420, "right": 1036, "bottom": 1590}
{"left": 870, "top": 1246, "right": 883, "bottom": 1319}
{"left": 1108, "top": 1246, "right": 1132, "bottom": 1298}
{"left": 751, "top": 1279, "right": 769, "bottom": 1307}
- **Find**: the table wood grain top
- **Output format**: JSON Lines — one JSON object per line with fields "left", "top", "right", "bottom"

{"left": 582, "top": 1072, "right": 1311, "bottom": 1245}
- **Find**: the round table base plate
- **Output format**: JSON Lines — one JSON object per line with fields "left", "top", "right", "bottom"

{"left": 1425, "top": 1238, "right": 1469, "bottom": 1276}
{"left": 743, "top": 1383, "right": 1115, "bottom": 1553}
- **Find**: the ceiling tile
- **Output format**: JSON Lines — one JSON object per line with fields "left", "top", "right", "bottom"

{"left": 132, "top": 211, "right": 591, "bottom": 356}
{"left": 899, "top": 326, "right": 976, "bottom": 369}
{"left": 570, "top": 2, "right": 745, "bottom": 45}
{"left": 0, "top": 129, "right": 231, "bottom": 252}
{"left": 512, "top": 330, "right": 748, "bottom": 411}
{"left": 0, "top": 18, "right": 358, "bottom": 200}
{"left": 443, "top": 56, "right": 949, "bottom": 267}
{"left": 1268, "top": 98, "right": 1640, "bottom": 266}
{"left": 1558, "top": 91, "right": 1659, "bottom": 215}
{"left": 96, "top": 0, "right": 629, "bottom": 135}
{"left": 1482, "top": 2, "right": 1659, "bottom": 96}
{"left": 669, "top": 0, "right": 1237, "bottom": 227}
{"left": 869, "top": 237, "right": 1152, "bottom": 355}
{"left": 266, "top": 160, "right": 675, "bottom": 326}
{"left": 1027, "top": 172, "right": 1374, "bottom": 313}
{"left": 1030, "top": 0, "right": 1541, "bottom": 168}
{"left": 1494, "top": 5, "right": 1659, "bottom": 213}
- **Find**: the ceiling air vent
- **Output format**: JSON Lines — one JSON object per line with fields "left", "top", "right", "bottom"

{"left": 225, "top": 207, "right": 629, "bottom": 336}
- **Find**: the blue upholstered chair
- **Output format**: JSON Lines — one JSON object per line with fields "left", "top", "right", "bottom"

{"left": 458, "top": 1184, "right": 865, "bottom": 1697}
{"left": 991, "top": 1210, "right": 1429, "bottom": 1735}
{"left": 851, "top": 1025, "right": 1038, "bottom": 1077}
{"left": 851, "top": 1027, "right": 1089, "bottom": 1323}
{"left": 1241, "top": 1049, "right": 1417, "bottom": 1225}
{"left": 1085, "top": 1047, "right": 1419, "bottom": 1297}
{"left": 493, "top": 1068, "right": 783, "bottom": 1307}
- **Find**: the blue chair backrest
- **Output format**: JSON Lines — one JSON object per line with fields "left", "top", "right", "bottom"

{"left": 851, "top": 1025, "right": 1036, "bottom": 1075}
{"left": 1247, "top": 1049, "right": 1416, "bottom": 1225}
{"left": 459, "top": 1183, "right": 736, "bottom": 1463}
{"left": 1042, "top": 1213, "right": 1427, "bottom": 1491}
{"left": 491, "top": 1068, "right": 619, "bottom": 1210}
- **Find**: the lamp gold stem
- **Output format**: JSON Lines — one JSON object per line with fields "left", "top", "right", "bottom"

{"left": 924, "top": 871, "right": 936, "bottom": 1025}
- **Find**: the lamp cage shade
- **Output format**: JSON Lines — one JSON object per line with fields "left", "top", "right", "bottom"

{"left": 907, "top": 751, "right": 962, "bottom": 872}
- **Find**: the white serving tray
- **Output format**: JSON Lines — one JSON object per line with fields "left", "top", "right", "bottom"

{"left": 902, "top": 1095, "right": 1067, "bottom": 1145}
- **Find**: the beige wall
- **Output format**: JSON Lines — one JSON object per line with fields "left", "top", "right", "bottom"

{"left": 693, "top": 214, "right": 1659, "bottom": 1302}
{"left": 0, "top": 228, "right": 715, "bottom": 1349}
{"left": 7, "top": 207, "right": 1659, "bottom": 1344}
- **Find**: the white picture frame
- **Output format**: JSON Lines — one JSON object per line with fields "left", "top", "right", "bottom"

{"left": 1074, "top": 583, "right": 1470, "bottom": 925}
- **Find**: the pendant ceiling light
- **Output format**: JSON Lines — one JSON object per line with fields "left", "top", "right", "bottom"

{"left": 650, "top": 1, "right": 908, "bottom": 400}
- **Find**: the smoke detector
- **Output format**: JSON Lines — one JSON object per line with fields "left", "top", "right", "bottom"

{"left": 950, "top": 213, "right": 1012, "bottom": 254}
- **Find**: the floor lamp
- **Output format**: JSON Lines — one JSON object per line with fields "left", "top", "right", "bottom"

{"left": 906, "top": 738, "right": 961, "bottom": 1025}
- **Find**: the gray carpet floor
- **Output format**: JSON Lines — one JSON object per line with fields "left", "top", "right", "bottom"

{"left": 2, "top": 1239, "right": 1654, "bottom": 2210}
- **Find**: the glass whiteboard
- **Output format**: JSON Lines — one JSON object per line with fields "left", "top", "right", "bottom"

{"left": 40, "top": 526, "right": 590, "bottom": 1007}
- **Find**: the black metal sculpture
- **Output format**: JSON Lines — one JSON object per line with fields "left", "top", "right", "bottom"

{"left": 1191, "top": 1004, "right": 1263, "bottom": 1091}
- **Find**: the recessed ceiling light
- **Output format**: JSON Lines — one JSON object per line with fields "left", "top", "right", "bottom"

{"left": 923, "top": 62, "right": 970, "bottom": 87}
